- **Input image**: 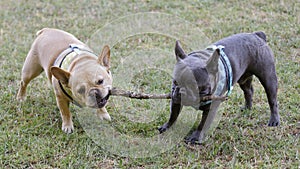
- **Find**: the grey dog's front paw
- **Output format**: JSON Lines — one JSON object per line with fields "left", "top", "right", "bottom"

{"left": 268, "top": 114, "right": 280, "bottom": 126}
{"left": 185, "top": 131, "right": 202, "bottom": 145}
{"left": 158, "top": 122, "right": 170, "bottom": 134}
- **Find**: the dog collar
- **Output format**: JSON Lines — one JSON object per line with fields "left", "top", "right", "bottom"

{"left": 199, "top": 45, "right": 233, "bottom": 107}
{"left": 54, "top": 44, "right": 97, "bottom": 107}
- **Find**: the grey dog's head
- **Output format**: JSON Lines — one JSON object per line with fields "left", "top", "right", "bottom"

{"left": 172, "top": 41, "right": 220, "bottom": 109}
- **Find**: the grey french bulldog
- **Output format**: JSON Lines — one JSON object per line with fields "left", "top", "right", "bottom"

{"left": 158, "top": 31, "right": 280, "bottom": 144}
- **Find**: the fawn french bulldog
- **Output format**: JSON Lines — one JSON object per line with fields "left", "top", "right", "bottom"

{"left": 17, "top": 28, "right": 112, "bottom": 133}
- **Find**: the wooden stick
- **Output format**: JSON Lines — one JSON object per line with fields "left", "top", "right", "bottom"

{"left": 200, "top": 95, "right": 228, "bottom": 102}
{"left": 110, "top": 88, "right": 171, "bottom": 99}
{"left": 110, "top": 87, "right": 227, "bottom": 101}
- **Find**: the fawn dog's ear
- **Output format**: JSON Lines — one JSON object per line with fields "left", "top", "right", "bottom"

{"left": 98, "top": 45, "right": 111, "bottom": 71}
{"left": 51, "top": 66, "right": 71, "bottom": 85}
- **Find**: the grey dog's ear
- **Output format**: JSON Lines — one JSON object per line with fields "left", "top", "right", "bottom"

{"left": 175, "top": 40, "right": 187, "bottom": 61}
{"left": 206, "top": 48, "right": 220, "bottom": 75}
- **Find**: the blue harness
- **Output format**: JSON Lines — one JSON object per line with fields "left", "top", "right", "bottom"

{"left": 218, "top": 45, "right": 233, "bottom": 96}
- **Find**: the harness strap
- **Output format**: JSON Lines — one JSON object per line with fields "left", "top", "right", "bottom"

{"left": 218, "top": 45, "right": 233, "bottom": 96}
{"left": 199, "top": 45, "right": 233, "bottom": 107}
{"left": 58, "top": 80, "right": 82, "bottom": 107}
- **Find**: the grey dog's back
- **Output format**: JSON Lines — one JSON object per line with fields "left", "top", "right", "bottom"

{"left": 215, "top": 32, "right": 267, "bottom": 49}
{"left": 214, "top": 32, "right": 272, "bottom": 73}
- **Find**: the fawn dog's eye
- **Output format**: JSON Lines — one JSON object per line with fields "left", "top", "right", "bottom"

{"left": 96, "top": 79, "right": 104, "bottom": 85}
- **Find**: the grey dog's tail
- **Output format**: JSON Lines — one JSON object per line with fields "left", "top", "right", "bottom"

{"left": 254, "top": 31, "right": 267, "bottom": 42}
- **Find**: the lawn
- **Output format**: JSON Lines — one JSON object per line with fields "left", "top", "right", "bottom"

{"left": 0, "top": 0, "right": 299, "bottom": 168}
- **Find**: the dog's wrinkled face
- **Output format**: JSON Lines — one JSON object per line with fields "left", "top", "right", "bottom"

{"left": 51, "top": 45, "right": 112, "bottom": 109}
{"left": 70, "top": 65, "right": 112, "bottom": 108}
{"left": 172, "top": 41, "right": 219, "bottom": 109}
{"left": 173, "top": 60, "right": 210, "bottom": 107}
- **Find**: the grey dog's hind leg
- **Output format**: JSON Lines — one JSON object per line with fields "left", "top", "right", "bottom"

{"left": 256, "top": 72, "right": 280, "bottom": 126}
{"left": 239, "top": 75, "right": 254, "bottom": 110}
{"left": 253, "top": 46, "right": 280, "bottom": 126}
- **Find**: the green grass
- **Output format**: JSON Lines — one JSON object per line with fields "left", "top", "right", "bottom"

{"left": 1, "top": 0, "right": 299, "bottom": 168}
